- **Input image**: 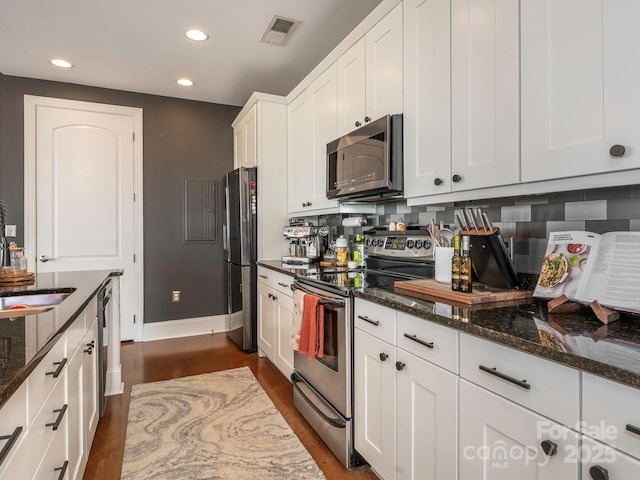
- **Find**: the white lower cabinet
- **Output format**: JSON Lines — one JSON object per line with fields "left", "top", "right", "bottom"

{"left": 354, "top": 299, "right": 458, "bottom": 480}
{"left": 0, "top": 288, "right": 103, "bottom": 480}
{"left": 460, "top": 380, "right": 579, "bottom": 479}
{"left": 257, "top": 268, "right": 295, "bottom": 380}
{"left": 581, "top": 436, "right": 640, "bottom": 480}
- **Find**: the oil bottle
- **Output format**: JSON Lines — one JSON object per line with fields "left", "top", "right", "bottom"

{"left": 451, "top": 235, "right": 462, "bottom": 291}
{"left": 460, "top": 235, "right": 473, "bottom": 293}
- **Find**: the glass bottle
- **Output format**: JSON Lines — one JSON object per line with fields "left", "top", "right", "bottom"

{"left": 460, "top": 235, "right": 473, "bottom": 293}
{"left": 335, "top": 236, "right": 349, "bottom": 267}
{"left": 353, "top": 234, "right": 365, "bottom": 267}
{"left": 451, "top": 235, "right": 462, "bottom": 291}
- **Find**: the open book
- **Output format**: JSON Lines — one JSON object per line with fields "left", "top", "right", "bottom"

{"left": 533, "top": 231, "right": 640, "bottom": 313}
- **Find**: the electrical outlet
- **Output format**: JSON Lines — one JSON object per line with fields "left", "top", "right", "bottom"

{"left": 171, "top": 290, "right": 181, "bottom": 302}
{"left": 5, "top": 225, "right": 16, "bottom": 237}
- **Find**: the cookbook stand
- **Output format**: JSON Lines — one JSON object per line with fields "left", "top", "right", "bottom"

{"left": 461, "top": 230, "right": 519, "bottom": 289}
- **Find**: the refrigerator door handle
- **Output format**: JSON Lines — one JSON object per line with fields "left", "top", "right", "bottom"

{"left": 222, "top": 224, "right": 227, "bottom": 252}
{"left": 224, "top": 182, "right": 230, "bottom": 261}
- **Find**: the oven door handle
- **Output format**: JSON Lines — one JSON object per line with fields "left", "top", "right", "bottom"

{"left": 291, "top": 373, "right": 346, "bottom": 429}
{"left": 291, "top": 283, "right": 346, "bottom": 307}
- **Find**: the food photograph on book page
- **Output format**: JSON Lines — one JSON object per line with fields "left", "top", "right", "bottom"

{"left": 535, "top": 236, "right": 593, "bottom": 299}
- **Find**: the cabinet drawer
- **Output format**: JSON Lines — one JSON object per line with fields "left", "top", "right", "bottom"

{"left": 29, "top": 371, "right": 67, "bottom": 479}
{"left": 0, "top": 382, "right": 27, "bottom": 474}
{"left": 66, "top": 311, "right": 86, "bottom": 358}
{"left": 396, "top": 312, "right": 459, "bottom": 374}
{"left": 354, "top": 299, "right": 396, "bottom": 345}
{"left": 257, "top": 266, "right": 275, "bottom": 289}
{"left": 28, "top": 333, "right": 67, "bottom": 422}
{"left": 274, "top": 272, "right": 294, "bottom": 297}
{"left": 460, "top": 333, "right": 579, "bottom": 427}
{"left": 583, "top": 373, "right": 640, "bottom": 460}
{"left": 33, "top": 424, "right": 68, "bottom": 480}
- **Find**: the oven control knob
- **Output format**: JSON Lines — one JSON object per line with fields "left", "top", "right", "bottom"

{"left": 423, "top": 240, "right": 432, "bottom": 250}
{"left": 377, "top": 239, "right": 385, "bottom": 247}
{"left": 415, "top": 239, "right": 423, "bottom": 249}
{"left": 406, "top": 239, "right": 415, "bottom": 249}
{"left": 365, "top": 238, "right": 371, "bottom": 246}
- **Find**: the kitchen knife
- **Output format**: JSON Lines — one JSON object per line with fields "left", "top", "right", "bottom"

{"left": 465, "top": 208, "right": 478, "bottom": 231}
{"left": 482, "top": 211, "right": 497, "bottom": 232}
{"left": 456, "top": 211, "right": 468, "bottom": 231}
{"left": 475, "top": 208, "right": 487, "bottom": 231}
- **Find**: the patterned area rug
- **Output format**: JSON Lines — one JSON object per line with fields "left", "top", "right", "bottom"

{"left": 121, "top": 367, "right": 326, "bottom": 479}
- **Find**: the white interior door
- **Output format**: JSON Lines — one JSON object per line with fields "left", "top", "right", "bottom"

{"left": 25, "top": 96, "right": 143, "bottom": 341}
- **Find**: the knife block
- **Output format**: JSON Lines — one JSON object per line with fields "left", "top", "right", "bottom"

{"left": 463, "top": 230, "right": 519, "bottom": 289}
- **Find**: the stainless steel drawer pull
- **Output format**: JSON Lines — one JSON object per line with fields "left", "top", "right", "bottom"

{"left": 55, "top": 460, "right": 69, "bottom": 480}
{"left": 46, "top": 404, "right": 68, "bottom": 431}
{"left": 479, "top": 365, "right": 531, "bottom": 390}
{"left": 404, "top": 333, "right": 434, "bottom": 349}
{"left": 358, "top": 315, "right": 380, "bottom": 326}
{"left": 278, "top": 282, "right": 289, "bottom": 288}
{"left": 626, "top": 424, "right": 640, "bottom": 437}
{"left": 45, "top": 358, "right": 67, "bottom": 378}
{"left": 0, "top": 426, "right": 23, "bottom": 467}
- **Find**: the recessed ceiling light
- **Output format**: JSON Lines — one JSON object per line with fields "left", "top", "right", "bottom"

{"left": 185, "top": 29, "right": 209, "bottom": 42}
{"left": 51, "top": 58, "right": 73, "bottom": 68}
{"left": 177, "top": 78, "right": 194, "bottom": 87}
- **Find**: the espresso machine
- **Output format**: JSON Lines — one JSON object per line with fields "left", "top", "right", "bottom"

{"left": 282, "top": 224, "right": 328, "bottom": 265}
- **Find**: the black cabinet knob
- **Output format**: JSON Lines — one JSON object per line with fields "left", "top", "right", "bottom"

{"left": 540, "top": 440, "right": 557, "bottom": 456}
{"left": 379, "top": 353, "right": 388, "bottom": 361}
{"left": 610, "top": 145, "right": 626, "bottom": 157}
{"left": 590, "top": 465, "right": 609, "bottom": 480}
{"left": 364, "top": 116, "right": 371, "bottom": 123}
{"left": 83, "top": 347, "right": 93, "bottom": 354}
{"left": 355, "top": 121, "right": 362, "bottom": 127}
{"left": 272, "top": 295, "right": 278, "bottom": 301}
{"left": 434, "top": 177, "right": 444, "bottom": 186}
{"left": 452, "top": 174, "right": 462, "bottom": 183}
{"left": 395, "top": 361, "right": 405, "bottom": 371}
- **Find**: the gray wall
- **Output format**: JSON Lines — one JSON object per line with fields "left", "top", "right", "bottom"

{"left": 0, "top": 73, "right": 240, "bottom": 323}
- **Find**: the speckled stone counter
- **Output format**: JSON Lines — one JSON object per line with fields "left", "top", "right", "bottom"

{"left": 257, "top": 259, "right": 305, "bottom": 276}
{"left": 0, "top": 270, "right": 121, "bottom": 408}
{"left": 356, "top": 287, "right": 640, "bottom": 389}
{"left": 258, "top": 259, "right": 640, "bottom": 389}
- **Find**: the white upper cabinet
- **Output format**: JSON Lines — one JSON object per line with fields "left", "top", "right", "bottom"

{"left": 403, "top": 0, "right": 451, "bottom": 199}
{"left": 233, "top": 103, "right": 257, "bottom": 168}
{"left": 521, "top": 0, "right": 640, "bottom": 182}
{"left": 337, "top": 3, "right": 403, "bottom": 137}
{"left": 288, "top": 64, "right": 339, "bottom": 215}
{"left": 450, "top": 0, "right": 520, "bottom": 191}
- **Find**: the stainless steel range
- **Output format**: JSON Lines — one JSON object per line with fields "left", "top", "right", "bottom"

{"left": 290, "top": 226, "right": 436, "bottom": 469}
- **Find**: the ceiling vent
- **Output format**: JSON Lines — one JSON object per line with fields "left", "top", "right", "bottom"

{"left": 260, "top": 15, "right": 300, "bottom": 46}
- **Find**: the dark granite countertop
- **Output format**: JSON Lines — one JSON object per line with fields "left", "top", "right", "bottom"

{"left": 0, "top": 270, "right": 121, "bottom": 408}
{"left": 258, "top": 259, "right": 640, "bottom": 389}
{"left": 257, "top": 259, "right": 303, "bottom": 276}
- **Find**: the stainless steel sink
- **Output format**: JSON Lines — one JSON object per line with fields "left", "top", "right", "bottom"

{"left": 0, "top": 288, "right": 76, "bottom": 312}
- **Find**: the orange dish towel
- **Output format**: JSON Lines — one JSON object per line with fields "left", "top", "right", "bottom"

{"left": 297, "top": 293, "right": 324, "bottom": 360}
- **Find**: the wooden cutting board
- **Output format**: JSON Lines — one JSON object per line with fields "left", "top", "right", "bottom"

{"left": 394, "top": 278, "right": 532, "bottom": 305}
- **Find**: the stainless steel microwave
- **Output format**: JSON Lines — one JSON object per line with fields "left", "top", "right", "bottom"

{"left": 326, "top": 114, "right": 403, "bottom": 202}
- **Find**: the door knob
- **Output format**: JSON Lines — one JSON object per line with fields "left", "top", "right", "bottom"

{"left": 379, "top": 353, "right": 388, "bottom": 361}
{"left": 355, "top": 121, "right": 362, "bottom": 127}
{"left": 434, "top": 177, "right": 444, "bottom": 186}
{"left": 452, "top": 174, "right": 463, "bottom": 183}
{"left": 540, "top": 440, "right": 557, "bottom": 456}
{"left": 589, "top": 465, "right": 609, "bottom": 480}
{"left": 39, "top": 255, "right": 56, "bottom": 262}
{"left": 395, "top": 361, "right": 405, "bottom": 371}
{"left": 609, "top": 144, "right": 625, "bottom": 157}
{"left": 364, "top": 116, "right": 371, "bottom": 123}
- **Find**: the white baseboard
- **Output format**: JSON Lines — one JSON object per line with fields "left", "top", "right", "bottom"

{"left": 142, "top": 315, "right": 228, "bottom": 342}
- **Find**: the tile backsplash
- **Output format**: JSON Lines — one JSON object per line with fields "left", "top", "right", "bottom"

{"left": 305, "top": 185, "right": 640, "bottom": 275}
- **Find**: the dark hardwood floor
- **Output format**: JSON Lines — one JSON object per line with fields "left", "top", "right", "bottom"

{"left": 84, "top": 332, "right": 378, "bottom": 479}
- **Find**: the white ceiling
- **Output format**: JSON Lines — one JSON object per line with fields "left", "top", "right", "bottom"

{"left": 0, "top": 0, "right": 382, "bottom": 106}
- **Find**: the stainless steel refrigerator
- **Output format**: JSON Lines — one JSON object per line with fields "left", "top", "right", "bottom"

{"left": 223, "top": 167, "right": 258, "bottom": 352}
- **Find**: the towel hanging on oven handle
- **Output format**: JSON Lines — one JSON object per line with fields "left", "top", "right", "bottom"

{"left": 291, "top": 282, "right": 345, "bottom": 307}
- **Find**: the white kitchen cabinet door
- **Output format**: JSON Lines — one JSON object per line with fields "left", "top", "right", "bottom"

{"left": 581, "top": 437, "right": 640, "bottom": 480}
{"left": 233, "top": 104, "right": 257, "bottom": 168}
{"left": 459, "top": 380, "right": 579, "bottom": 480}
{"left": 257, "top": 282, "right": 276, "bottom": 359}
{"left": 450, "top": 0, "right": 519, "bottom": 192}
{"left": 274, "top": 293, "right": 294, "bottom": 381}
{"left": 337, "top": 37, "right": 366, "bottom": 137}
{"left": 396, "top": 349, "right": 458, "bottom": 480}
{"left": 354, "top": 328, "right": 396, "bottom": 480}
{"left": 82, "top": 319, "right": 100, "bottom": 453}
{"left": 365, "top": 2, "right": 403, "bottom": 123}
{"left": 403, "top": 0, "right": 451, "bottom": 199}
{"left": 0, "top": 383, "right": 28, "bottom": 480}
{"left": 67, "top": 349, "right": 85, "bottom": 480}
{"left": 521, "top": 0, "right": 640, "bottom": 182}
{"left": 288, "top": 64, "right": 339, "bottom": 215}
